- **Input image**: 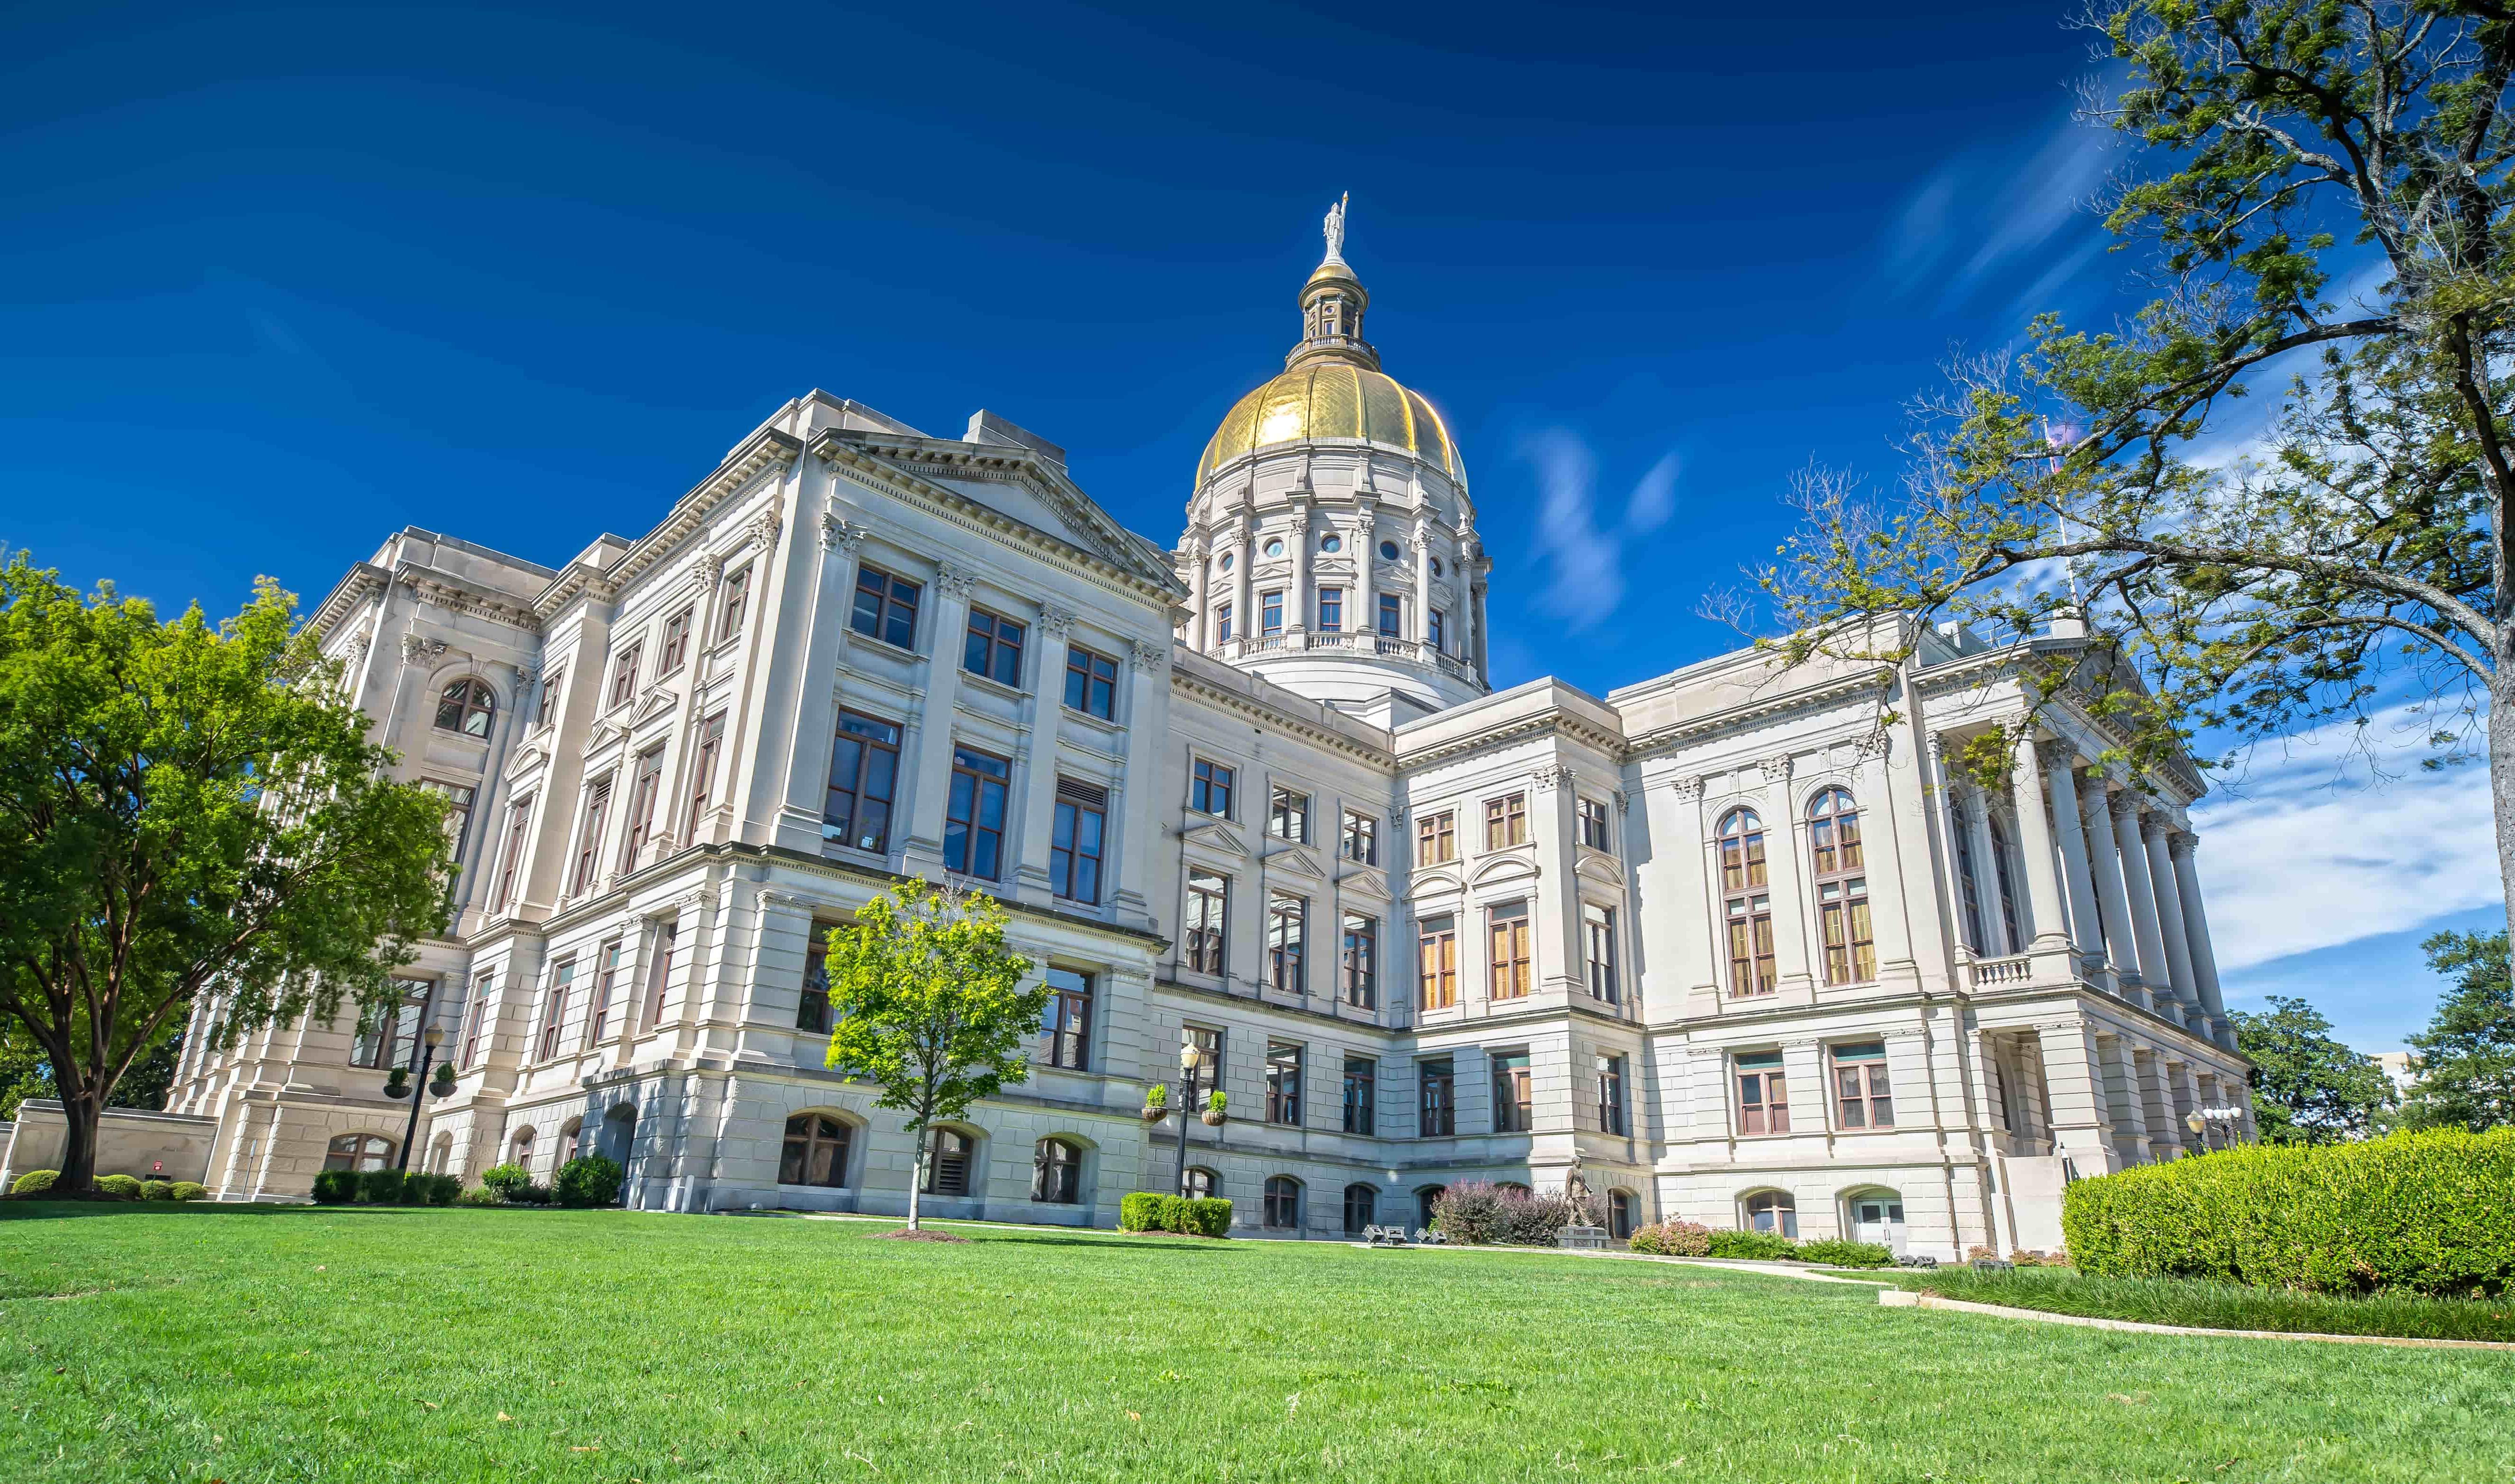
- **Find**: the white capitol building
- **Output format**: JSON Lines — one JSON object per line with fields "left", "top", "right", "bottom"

{"left": 162, "top": 213, "right": 2256, "bottom": 1256}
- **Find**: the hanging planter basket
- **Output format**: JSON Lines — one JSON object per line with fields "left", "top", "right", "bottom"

{"left": 1200, "top": 1109, "right": 1227, "bottom": 1127}
{"left": 1142, "top": 1104, "right": 1171, "bottom": 1122}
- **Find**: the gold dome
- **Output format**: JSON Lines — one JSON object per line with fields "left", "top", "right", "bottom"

{"left": 1196, "top": 362, "right": 1464, "bottom": 485}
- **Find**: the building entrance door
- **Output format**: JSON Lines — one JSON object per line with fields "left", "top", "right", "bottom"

{"left": 1851, "top": 1195, "right": 1905, "bottom": 1254}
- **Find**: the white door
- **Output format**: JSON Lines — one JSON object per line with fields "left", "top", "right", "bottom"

{"left": 1851, "top": 1197, "right": 1906, "bottom": 1255}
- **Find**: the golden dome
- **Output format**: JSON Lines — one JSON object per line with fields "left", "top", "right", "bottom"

{"left": 1196, "top": 362, "right": 1464, "bottom": 485}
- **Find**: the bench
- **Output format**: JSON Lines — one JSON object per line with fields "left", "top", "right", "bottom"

{"left": 1360, "top": 1224, "right": 1411, "bottom": 1247}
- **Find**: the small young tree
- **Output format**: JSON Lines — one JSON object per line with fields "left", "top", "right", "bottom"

{"left": 2400, "top": 929, "right": 2515, "bottom": 1132}
{"left": 0, "top": 556, "right": 453, "bottom": 1190}
{"left": 2233, "top": 994, "right": 2397, "bottom": 1143}
{"left": 819, "top": 882, "right": 1042, "bottom": 1232}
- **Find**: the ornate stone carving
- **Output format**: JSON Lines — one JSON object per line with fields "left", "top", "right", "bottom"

{"left": 1529, "top": 764, "right": 1572, "bottom": 791}
{"left": 697, "top": 551, "right": 725, "bottom": 584}
{"left": 1855, "top": 729, "right": 1891, "bottom": 762}
{"left": 345, "top": 630, "right": 372, "bottom": 663}
{"left": 1130, "top": 638, "right": 1171, "bottom": 673}
{"left": 1613, "top": 790, "right": 1629, "bottom": 815}
{"left": 1758, "top": 754, "right": 1794, "bottom": 785}
{"left": 1668, "top": 775, "right": 1706, "bottom": 803}
{"left": 2110, "top": 790, "right": 2146, "bottom": 821}
{"left": 934, "top": 563, "right": 979, "bottom": 601}
{"left": 400, "top": 632, "right": 447, "bottom": 665}
{"left": 1038, "top": 604, "right": 1078, "bottom": 637}
{"left": 819, "top": 513, "right": 871, "bottom": 553}
{"left": 748, "top": 506, "right": 783, "bottom": 551}
{"left": 2168, "top": 831, "right": 2198, "bottom": 860}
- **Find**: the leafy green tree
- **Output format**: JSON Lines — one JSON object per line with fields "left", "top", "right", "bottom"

{"left": 2400, "top": 929, "right": 2515, "bottom": 1131}
{"left": 0, "top": 1021, "right": 183, "bottom": 1120}
{"left": 2233, "top": 994, "right": 2397, "bottom": 1142}
{"left": 1754, "top": 3, "right": 2515, "bottom": 942}
{"left": 819, "top": 882, "right": 1041, "bottom": 1232}
{"left": 0, "top": 556, "right": 452, "bottom": 1190}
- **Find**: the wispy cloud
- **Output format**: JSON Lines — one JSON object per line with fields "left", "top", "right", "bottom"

{"left": 1519, "top": 430, "right": 1682, "bottom": 630}
{"left": 1884, "top": 86, "right": 2123, "bottom": 311}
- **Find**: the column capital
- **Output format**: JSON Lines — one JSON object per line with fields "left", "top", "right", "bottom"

{"left": 2080, "top": 780, "right": 2113, "bottom": 821}
{"left": 1854, "top": 729, "right": 1891, "bottom": 763}
{"left": 2109, "top": 790, "right": 2146, "bottom": 822}
{"left": 934, "top": 562, "right": 980, "bottom": 602}
{"left": 1668, "top": 774, "right": 1706, "bottom": 803}
{"left": 2033, "top": 738, "right": 2080, "bottom": 772}
{"left": 1037, "top": 604, "right": 1078, "bottom": 638}
{"left": 1758, "top": 753, "right": 1794, "bottom": 785}
{"left": 1129, "top": 639, "right": 1171, "bottom": 674}
{"left": 2168, "top": 830, "right": 2199, "bottom": 859}
{"left": 819, "top": 513, "right": 871, "bottom": 553}
{"left": 1529, "top": 764, "right": 1573, "bottom": 792}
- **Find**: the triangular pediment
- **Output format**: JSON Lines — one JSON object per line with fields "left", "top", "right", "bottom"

{"left": 1262, "top": 845, "right": 1326, "bottom": 881}
{"left": 1180, "top": 819, "right": 1249, "bottom": 858}
{"left": 629, "top": 686, "right": 680, "bottom": 728}
{"left": 1338, "top": 867, "right": 1393, "bottom": 902}
{"left": 583, "top": 720, "right": 624, "bottom": 755}
{"left": 840, "top": 436, "right": 1184, "bottom": 595}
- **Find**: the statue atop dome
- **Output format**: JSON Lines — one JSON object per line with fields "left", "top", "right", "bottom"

{"left": 1322, "top": 192, "right": 1348, "bottom": 265}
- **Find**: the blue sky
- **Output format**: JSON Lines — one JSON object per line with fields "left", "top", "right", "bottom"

{"left": 0, "top": 1, "right": 2490, "bottom": 1048}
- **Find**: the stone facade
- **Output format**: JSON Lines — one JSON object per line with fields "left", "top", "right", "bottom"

{"left": 167, "top": 236, "right": 2254, "bottom": 1256}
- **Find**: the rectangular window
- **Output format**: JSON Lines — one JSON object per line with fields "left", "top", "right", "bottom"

{"left": 1267, "top": 893, "right": 1306, "bottom": 994}
{"left": 492, "top": 796, "right": 533, "bottom": 913}
{"left": 1341, "top": 810, "right": 1377, "bottom": 865}
{"left": 647, "top": 922, "right": 677, "bottom": 1024}
{"left": 1952, "top": 805, "right": 1988, "bottom": 953}
{"left": 1343, "top": 1056, "right": 1376, "bottom": 1135}
{"left": 587, "top": 940, "right": 623, "bottom": 1043}
{"left": 1737, "top": 1050, "right": 1789, "bottom": 1135}
{"left": 1417, "top": 915, "right": 1458, "bottom": 1009}
{"left": 824, "top": 710, "right": 903, "bottom": 853}
{"left": 420, "top": 779, "right": 477, "bottom": 863}
{"left": 1429, "top": 608, "right": 1447, "bottom": 652}
{"left": 1064, "top": 645, "right": 1119, "bottom": 719}
{"left": 538, "top": 959, "right": 575, "bottom": 1060}
{"left": 1818, "top": 877, "right": 1876, "bottom": 985}
{"left": 351, "top": 979, "right": 431, "bottom": 1070}
{"left": 943, "top": 746, "right": 1011, "bottom": 880}
{"left": 1266, "top": 1042, "right": 1303, "bottom": 1125}
{"left": 1416, "top": 810, "right": 1456, "bottom": 866}
{"left": 1268, "top": 786, "right": 1309, "bottom": 842}
{"left": 798, "top": 932, "right": 832, "bottom": 1033}
{"left": 609, "top": 642, "right": 642, "bottom": 709}
{"left": 659, "top": 607, "right": 693, "bottom": 673}
{"left": 1341, "top": 913, "right": 1377, "bottom": 1009}
{"left": 1726, "top": 894, "right": 1777, "bottom": 997}
{"left": 535, "top": 670, "right": 563, "bottom": 729}
{"left": 1484, "top": 792, "right": 1527, "bottom": 850}
{"left": 1579, "top": 797, "right": 1610, "bottom": 851}
{"left": 1376, "top": 593, "right": 1401, "bottom": 637}
{"left": 461, "top": 973, "right": 492, "bottom": 1065}
{"left": 1419, "top": 1056, "right": 1455, "bottom": 1136}
{"left": 1187, "top": 1025, "right": 1224, "bottom": 1085}
{"left": 1184, "top": 870, "right": 1228, "bottom": 974}
{"left": 718, "top": 565, "right": 752, "bottom": 641}
{"left": 1260, "top": 590, "right": 1284, "bottom": 635}
{"left": 620, "top": 747, "right": 664, "bottom": 873}
{"left": 572, "top": 777, "right": 613, "bottom": 895}
{"left": 1316, "top": 587, "right": 1343, "bottom": 632}
{"left": 1832, "top": 1042, "right": 1894, "bottom": 1129}
{"left": 1491, "top": 1051, "right": 1533, "bottom": 1133}
{"left": 1050, "top": 778, "right": 1106, "bottom": 904}
{"left": 686, "top": 713, "right": 725, "bottom": 836}
{"left": 1488, "top": 900, "right": 1531, "bottom": 999}
{"left": 1214, "top": 602, "right": 1233, "bottom": 643}
{"left": 1597, "top": 1053, "right": 1628, "bottom": 1135}
{"left": 850, "top": 564, "right": 920, "bottom": 648}
{"left": 1043, "top": 968, "right": 1092, "bottom": 1070}
{"left": 964, "top": 608, "right": 1025, "bottom": 686}
{"left": 1191, "top": 758, "right": 1235, "bottom": 817}
{"left": 1582, "top": 901, "right": 1619, "bottom": 1002}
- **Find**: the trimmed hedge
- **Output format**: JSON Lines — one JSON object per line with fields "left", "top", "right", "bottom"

{"left": 2063, "top": 1128, "right": 2515, "bottom": 1297}
{"left": 1628, "top": 1220, "right": 1712, "bottom": 1256}
{"left": 555, "top": 1155, "right": 624, "bottom": 1208}
{"left": 140, "top": 1180, "right": 175, "bottom": 1201}
{"left": 95, "top": 1174, "right": 143, "bottom": 1199}
{"left": 310, "top": 1169, "right": 359, "bottom": 1204}
{"left": 10, "top": 1170, "right": 60, "bottom": 1197}
{"left": 1118, "top": 1192, "right": 1165, "bottom": 1231}
{"left": 170, "top": 1181, "right": 208, "bottom": 1202}
{"left": 1117, "top": 1191, "right": 1232, "bottom": 1237}
{"left": 1705, "top": 1228, "right": 1799, "bottom": 1261}
{"left": 480, "top": 1163, "right": 532, "bottom": 1200}
{"left": 1797, "top": 1238, "right": 1894, "bottom": 1268}
{"left": 358, "top": 1168, "right": 407, "bottom": 1205}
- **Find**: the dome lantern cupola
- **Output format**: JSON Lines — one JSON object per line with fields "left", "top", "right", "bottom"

{"left": 1289, "top": 194, "right": 1378, "bottom": 372}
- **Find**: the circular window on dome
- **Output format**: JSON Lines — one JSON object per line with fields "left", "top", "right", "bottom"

{"left": 1263, "top": 538, "right": 1285, "bottom": 558}
{"left": 1320, "top": 534, "right": 1342, "bottom": 553}
{"left": 1218, "top": 552, "right": 1233, "bottom": 572}
{"left": 1378, "top": 540, "right": 1400, "bottom": 561}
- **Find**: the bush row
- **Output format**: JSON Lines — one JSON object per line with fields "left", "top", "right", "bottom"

{"left": 1117, "top": 1190, "right": 1232, "bottom": 1237}
{"left": 1429, "top": 1181, "right": 1597, "bottom": 1246}
{"left": 311, "top": 1169, "right": 463, "bottom": 1206}
{"left": 1623, "top": 1221, "right": 1892, "bottom": 1267}
{"left": 2062, "top": 1128, "right": 2515, "bottom": 1297}
{"left": 8, "top": 1170, "right": 207, "bottom": 1201}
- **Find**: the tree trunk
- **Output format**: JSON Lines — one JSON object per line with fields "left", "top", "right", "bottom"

{"left": 905, "top": 1122, "right": 926, "bottom": 1233}
{"left": 57, "top": 1086, "right": 101, "bottom": 1192}
{"left": 2495, "top": 678, "right": 2515, "bottom": 951}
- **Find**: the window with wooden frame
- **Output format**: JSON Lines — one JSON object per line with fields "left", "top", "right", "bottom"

{"left": 1579, "top": 796, "right": 1610, "bottom": 851}
{"left": 1582, "top": 901, "right": 1619, "bottom": 1002}
{"left": 1596, "top": 1053, "right": 1628, "bottom": 1135}
{"left": 492, "top": 796, "right": 533, "bottom": 913}
{"left": 435, "top": 678, "right": 497, "bottom": 738}
{"left": 323, "top": 1133, "right": 396, "bottom": 1173}
{"left": 1484, "top": 792, "right": 1528, "bottom": 850}
{"left": 1608, "top": 1189, "right": 1635, "bottom": 1240}
{"left": 1266, "top": 1042, "right": 1303, "bottom": 1125}
{"left": 1831, "top": 1042, "right": 1894, "bottom": 1129}
{"left": 538, "top": 959, "right": 576, "bottom": 1061}
{"left": 1340, "top": 913, "right": 1377, "bottom": 1009}
{"left": 1376, "top": 593, "right": 1401, "bottom": 637}
{"left": 1214, "top": 601, "right": 1233, "bottom": 643}
{"left": 923, "top": 1128, "right": 972, "bottom": 1196}
{"left": 1428, "top": 608, "right": 1447, "bottom": 652}
{"left": 798, "top": 932, "right": 833, "bottom": 1033}
{"left": 620, "top": 747, "right": 664, "bottom": 873}
{"left": 1266, "top": 894, "right": 1306, "bottom": 994}
{"left": 1418, "top": 1057, "right": 1455, "bottom": 1136}
{"left": 1488, "top": 900, "right": 1532, "bottom": 999}
{"left": 1049, "top": 778, "right": 1106, "bottom": 904}
{"left": 1342, "top": 1056, "right": 1375, "bottom": 1135}
{"left": 1267, "top": 785, "right": 1309, "bottom": 842}
{"left": 1260, "top": 590, "right": 1284, "bottom": 635}
{"left": 1263, "top": 1176, "right": 1300, "bottom": 1228}
{"left": 1417, "top": 914, "right": 1458, "bottom": 1009}
{"left": 1182, "top": 1166, "right": 1218, "bottom": 1199}
{"left": 717, "top": 565, "right": 752, "bottom": 641}
{"left": 686, "top": 713, "right": 725, "bottom": 836}
{"left": 350, "top": 979, "right": 431, "bottom": 1070}
{"left": 571, "top": 777, "right": 612, "bottom": 895}
{"left": 780, "top": 1113, "right": 851, "bottom": 1187}
{"left": 1719, "top": 808, "right": 1776, "bottom": 996}
{"left": 1064, "top": 644, "right": 1118, "bottom": 719}
{"left": 461, "top": 973, "right": 492, "bottom": 1065}
{"left": 608, "top": 641, "right": 642, "bottom": 709}
{"left": 1343, "top": 1183, "right": 1377, "bottom": 1234}
{"left": 646, "top": 921, "right": 677, "bottom": 1025}
{"left": 1808, "top": 787, "right": 1874, "bottom": 984}
{"left": 943, "top": 746, "right": 1010, "bottom": 880}
{"left": 1191, "top": 758, "right": 1234, "bottom": 817}
{"left": 534, "top": 670, "right": 562, "bottom": 728}
{"left": 1031, "top": 1139, "right": 1082, "bottom": 1203}
{"left": 1187, "top": 1025, "right": 1224, "bottom": 1085}
{"left": 1745, "top": 1190, "right": 1798, "bottom": 1237}
{"left": 824, "top": 711, "right": 902, "bottom": 853}
{"left": 1735, "top": 1050, "right": 1789, "bottom": 1135}
{"left": 658, "top": 607, "right": 693, "bottom": 673}
{"left": 1316, "top": 587, "right": 1343, "bottom": 632}
{"left": 963, "top": 608, "right": 1026, "bottom": 686}
{"left": 1341, "top": 809, "right": 1377, "bottom": 864}
{"left": 1491, "top": 1051, "right": 1533, "bottom": 1133}
{"left": 1042, "top": 968, "right": 1091, "bottom": 1071}
{"left": 1416, "top": 809, "right": 1456, "bottom": 866}
{"left": 1183, "top": 870, "right": 1228, "bottom": 973}
{"left": 586, "top": 941, "right": 623, "bottom": 1043}
{"left": 850, "top": 564, "right": 920, "bottom": 648}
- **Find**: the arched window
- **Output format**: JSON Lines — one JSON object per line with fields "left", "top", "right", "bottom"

{"left": 561, "top": 1118, "right": 584, "bottom": 1164}
{"left": 1985, "top": 812, "right": 2023, "bottom": 953}
{"left": 1744, "top": 1190, "right": 1798, "bottom": 1238}
{"left": 924, "top": 1129, "right": 972, "bottom": 1196}
{"left": 1263, "top": 1175, "right": 1300, "bottom": 1229}
{"left": 323, "top": 1133, "right": 395, "bottom": 1172}
{"left": 435, "top": 678, "right": 497, "bottom": 738}
{"left": 1718, "top": 809, "right": 1775, "bottom": 996}
{"left": 429, "top": 1133, "right": 454, "bottom": 1175}
{"left": 1183, "top": 1166, "right": 1218, "bottom": 1199}
{"left": 1608, "top": 1189, "right": 1635, "bottom": 1240}
{"left": 780, "top": 1113, "right": 852, "bottom": 1188}
{"left": 1807, "top": 789, "right": 1874, "bottom": 985}
{"left": 1415, "top": 1184, "right": 1446, "bottom": 1232}
{"left": 1031, "top": 1138, "right": 1082, "bottom": 1203}
{"left": 1342, "top": 1183, "right": 1377, "bottom": 1234}
{"left": 510, "top": 1127, "right": 536, "bottom": 1166}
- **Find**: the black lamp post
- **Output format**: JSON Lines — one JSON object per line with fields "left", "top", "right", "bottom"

{"left": 385, "top": 1025, "right": 448, "bottom": 1174}
{"left": 1173, "top": 1040, "right": 1206, "bottom": 1197}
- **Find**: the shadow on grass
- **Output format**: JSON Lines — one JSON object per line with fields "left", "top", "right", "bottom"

{"left": 0, "top": 1200, "right": 455, "bottom": 1223}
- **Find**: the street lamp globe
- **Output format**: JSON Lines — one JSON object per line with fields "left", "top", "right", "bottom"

{"left": 424, "top": 1025, "right": 445, "bottom": 1050}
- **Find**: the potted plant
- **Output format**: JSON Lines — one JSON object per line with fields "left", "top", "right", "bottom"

{"left": 383, "top": 1066, "right": 411, "bottom": 1100}
{"left": 429, "top": 1061, "right": 458, "bottom": 1099}
{"left": 1201, "top": 1090, "right": 1228, "bottom": 1127}
{"left": 1141, "top": 1083, "right": 1170, "bottom": 1122}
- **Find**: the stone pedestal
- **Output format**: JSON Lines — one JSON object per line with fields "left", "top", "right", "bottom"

{"left": 1556, "top": 1225, "right": 1609, "bottom": 1251}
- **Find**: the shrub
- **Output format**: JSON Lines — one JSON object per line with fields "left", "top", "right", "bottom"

{"left": 310, "top": 1169, "right": 360, "bottom": 1204}
{"left": 1429, "top": 1181, "right": 1595, "bottom": 1247}
{"left": 1705, "top": 1228, "right": 1799, "bottom": 1261}
{"left": 479, "top": 1163, "right": 533, "bottom": 1199}
{"left": 512, "top": 1182, "right": 555, "bottom": 1206}
{"left": 358, "top": 1168, "right": 406, "bottom": 1205}
{"left": 454, "top": 1184, "right": 503, "bottom": 1207}
{"left": 170, "top": 1181, "right": 208, "bottom": 1202}
{"left": 555, "top": 1154, "right": 625, "bottom": 1208}
{"left": 10, "top": 1170, "right": 60, "bottom": 1197}
{"left": 95, "top": 1174, "right": 143, "bottom": 1199}
{"left": 1799, "top": 1238, "right": 1894, "bottom": 1268}
{"left": 1207, "top": 1090, "right": 1227, "bottom": 1113}
{"left": 1185, "top": 1197, "right": 1232, "bottom": 1237}
{"left": 140, "top": 1180, "right": 175, "bottom": 1201}
{"left": 1429, "top": 1181, "right": 1505, "bottom": 1245}
{"left": 404, "top": 1172, "right": 458, "bottom": 1206}
{"left": 2062, "top": 1128, "right": 2515, "bottom": 1297}
{"left": 1630, "top": 1220, "right": 1712, "bottom": 1256}
{"left": 1119, "top": 1191, "right": 1166, "bottom": 1232}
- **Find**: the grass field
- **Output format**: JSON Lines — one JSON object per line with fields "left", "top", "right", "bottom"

{"left": 3, "top": 1203, "right": 2511, "bottom": 1483}
{"left": 1846, "top": 1264, "right": 2515, "bottom": 1343}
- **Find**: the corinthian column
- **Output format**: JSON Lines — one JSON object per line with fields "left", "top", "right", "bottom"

{"left": 2111, "top": 794, "right": 2174, "bottom": 994}
{"left": 2168, "top": 833, "right": 2229, "bottom": 1025}
{"left": 2006, "top": 743, "right": 2072, "bottom": 955}
{"left": 2038, "top": 743, "right": 2105, "bottom": 969}
{"left": 2143, "top": 817, "right": 2200, "bottom": 1015}
{"left": 2081, "top": 783, "right": 2144, "bottom": 998}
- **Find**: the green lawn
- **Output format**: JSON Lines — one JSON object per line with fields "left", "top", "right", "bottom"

{"left": 2, "top": 1204, "right": 2510, "bottom": 1483}
{"left": 1845, "top": 1264, "right": 2515, "bottom": 1344}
